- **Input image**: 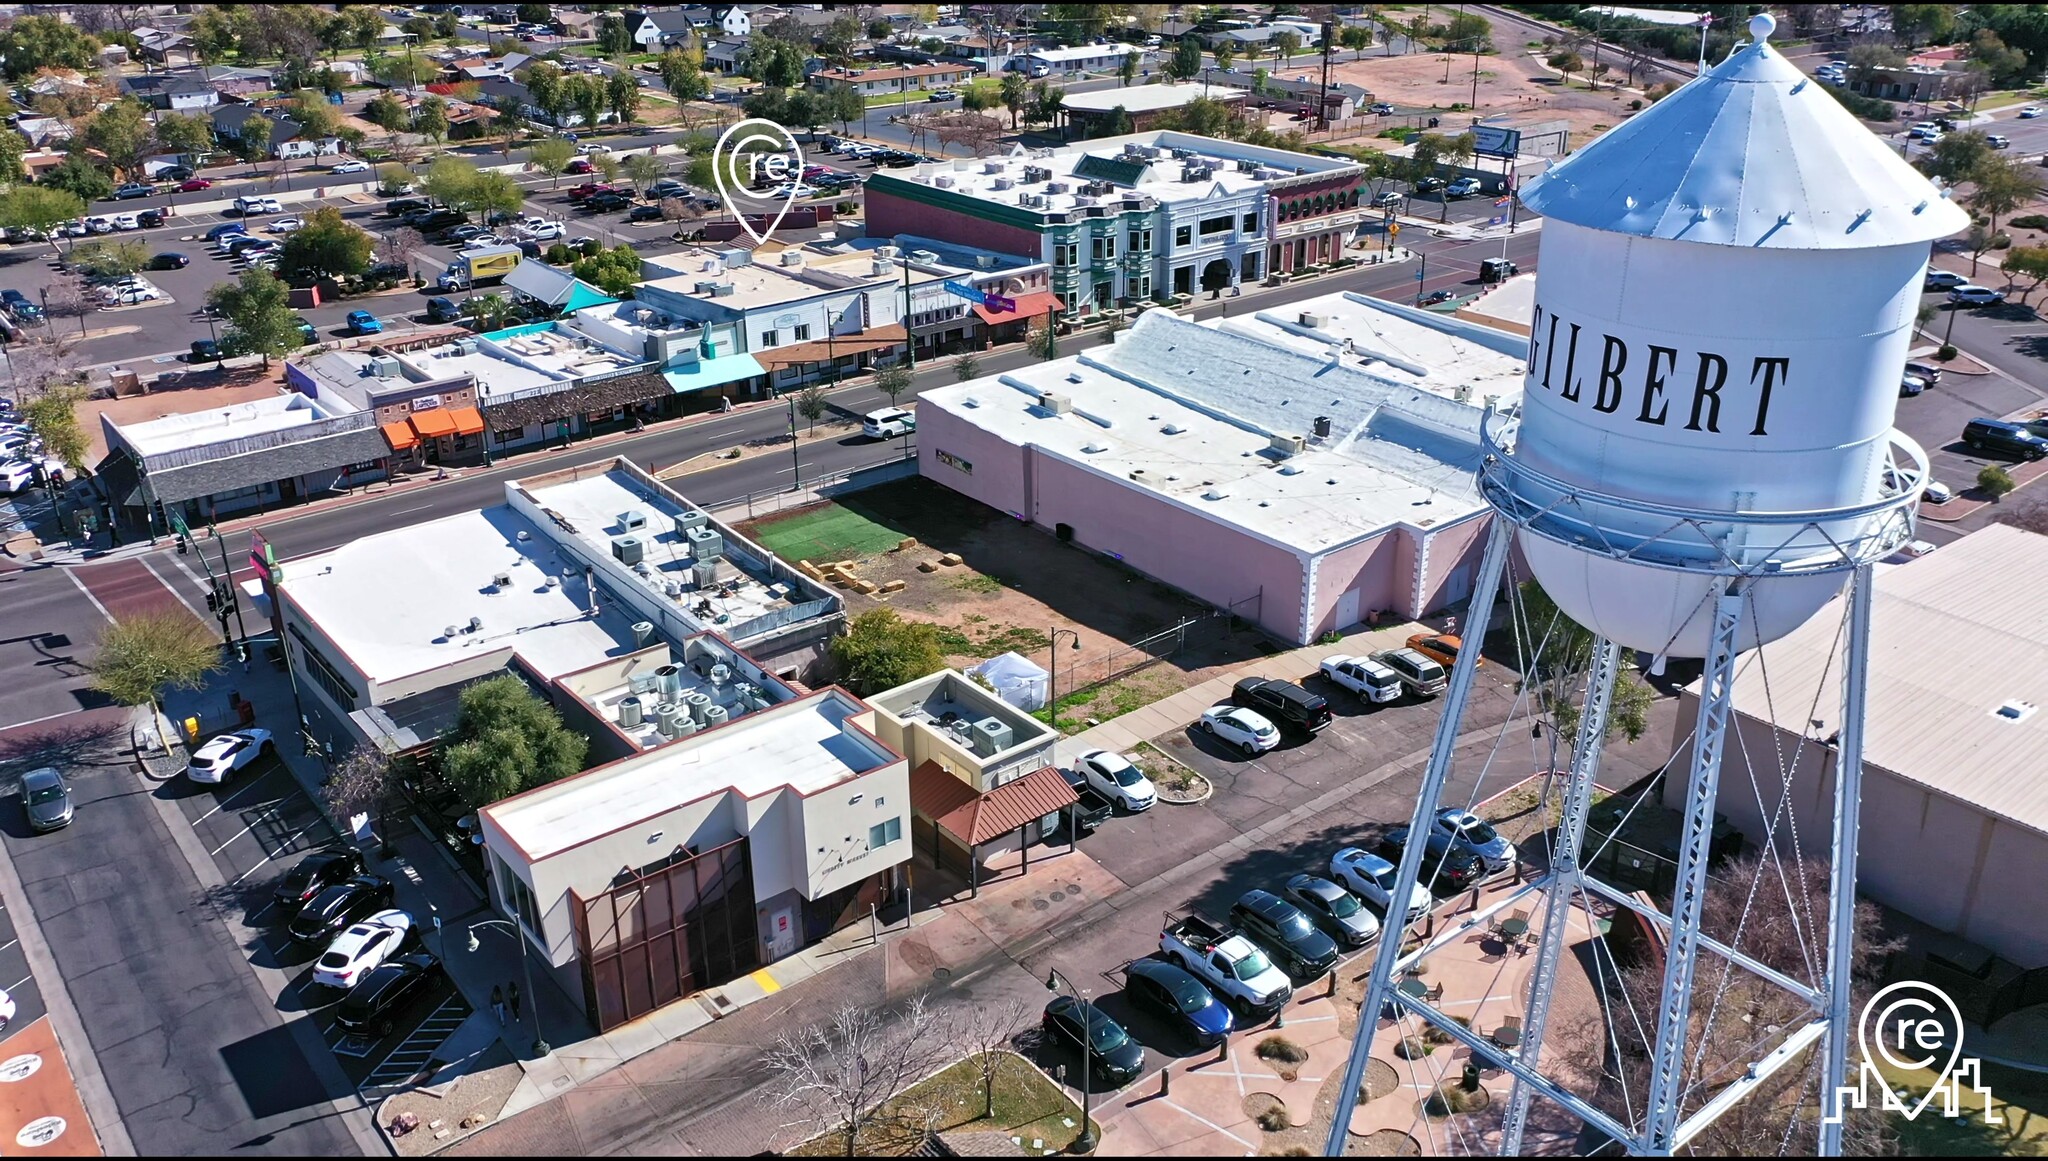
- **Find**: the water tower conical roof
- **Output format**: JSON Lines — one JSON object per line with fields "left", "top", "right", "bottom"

{"left": 1519, "top": 13, "right": 1970, "bottom": 250}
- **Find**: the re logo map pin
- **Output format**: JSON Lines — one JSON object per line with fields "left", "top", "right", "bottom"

{"left": 1826, "top": 980, "right": 2001, "bottom": 1125}
{"left": 711, "top": 119, "right": 806, "bottom": 248}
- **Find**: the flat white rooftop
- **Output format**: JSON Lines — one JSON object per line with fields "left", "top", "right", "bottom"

{"left": 487, "top": 327, "right": 641, "bottom": 378}
{"left": 489, "top": 690, "right": 892, "bottom": 862}
{"left": 280, "top": 504, "right": 645, "bottom": 686}
{"left": 526, "top": 469, "right": 809, "bottom": 628}
{"left": 1062, "top": 82, "right": 1243, "bottom": 115}
{"left": 927, "top": 305, "right": 1507, "bottom": 551}
{"left": 886, "top": 130, "right": 1363, "bottom": 216}
{"left": 405, "top": 343, "right": 559, "bottom": 399}
{"left": 116, "top": 394, "right": 327, "bottom": 456}
{"left": 639, "top": 246, "right": 957, "bottom": 312}
{"left": 1211, "top": 290, "right": 1529, "bottom": 408}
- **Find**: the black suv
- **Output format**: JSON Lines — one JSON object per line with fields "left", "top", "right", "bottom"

{"left": 586, "top": 192, "right": 633, "bottom": 212}
{"left": 1964, "top": 417, "right": 2048, "bottom": 461}
{"left": 1231, "top": 677, "right": 1332, "bottom": 736}
{"left": 287, "top": 874, "right": 395, "bottom": 945}
{"left": 1230, "top": 889, "right": 1339, "bottom": 978}
{"left": 1374, "top": 826, "right": 1484, "bottom": 895}
{"left": 336, "top": 952, "right": 445, "bottom": 1037}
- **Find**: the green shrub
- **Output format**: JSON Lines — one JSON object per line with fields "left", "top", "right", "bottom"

{"left": 2011, "top": 214, "right": 2048, "bottom": 231}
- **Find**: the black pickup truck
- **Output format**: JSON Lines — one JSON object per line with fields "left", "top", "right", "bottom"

{"left": 1057, "top": 768, "right": 1115, "bottom": 836}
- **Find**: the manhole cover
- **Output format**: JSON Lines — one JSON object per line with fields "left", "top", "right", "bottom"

{"left": 712, "top": 993, "right": 733, "bottom": 1008}
{"left": 1033, "top": 899, "right": 1050, "bottom": 910}
{"left": 1049, "top": 889, "right": 1066, "bottom": 901}
{"left": 1067, "top": 883, "right": 1086, "bottom": 895}
{"left": 932, "top": 967, "right": 952, "bottom": 981}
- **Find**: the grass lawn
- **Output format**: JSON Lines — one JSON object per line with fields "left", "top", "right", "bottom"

{"left": 790, "top": 1052, "right": 1087, "bottom": 1156}
{"left": 1874, "top": 1056, "right": 2048, "bottom": 1155}
{"left": 745, "top": 500, "right": 910, "bottom": 565}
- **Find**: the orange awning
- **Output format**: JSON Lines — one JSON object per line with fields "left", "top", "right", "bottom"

{"left": 974, "top": 291, "right": 1062, "bottom": 325}
{"left": 380, "top": 421, "right": 419, "bottom": 451}
{"left": 445, "top": 405, "right": 486, "bottom": 436}
{"left": 409, "top": 409, "right": 458, "bottom": 439}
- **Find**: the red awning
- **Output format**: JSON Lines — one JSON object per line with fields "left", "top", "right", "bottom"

{"left": 380, "top": 421, "right": 419, "bottom": 451}
{"left": 974, "top": 291, "right": 1062, "bottom": 325}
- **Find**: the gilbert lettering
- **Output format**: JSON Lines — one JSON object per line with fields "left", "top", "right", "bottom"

{"left": 1594, "top": 336, "right": 1627, "bottom": 414}
{"left": 1526, "top": 305, "right": 1785, "bottom": 437}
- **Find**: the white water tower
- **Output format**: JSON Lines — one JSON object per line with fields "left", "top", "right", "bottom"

{"left": 1332, "top": 16, "right": 1962, "bottom": 1156}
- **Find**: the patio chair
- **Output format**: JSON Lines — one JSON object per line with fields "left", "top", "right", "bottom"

{"left": 1424, "top": 982, "right": 1445, "bottom": 1003}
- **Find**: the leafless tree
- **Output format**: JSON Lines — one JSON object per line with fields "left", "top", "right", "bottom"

{"left": 7, "top": 334, "right": 89, "bottom": 400}
{"left": 924, "top": 111, "right": 1004, "bottom": 158}
{"left": 380, "top": 226, "right": 425, "bottom": 269}
{"left": 763, "top": 994, "right": 960, "bottom": 1156}
{"left": 1561, "top": 852, "right": 1900, "bottom": 1155}
{"left": 323, "top": 745, "right": 395, "bottom": 850}
{"left": 660, "top": 195, "right": 703, "bottom": 240}
{"left": 957, "top": 997, "right": 1033, "bottom": 1120}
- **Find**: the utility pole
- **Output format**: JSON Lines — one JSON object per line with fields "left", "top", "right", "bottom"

{"left": 787, "top": 396, "right": 801, "bottom": 489}
{"left": 1318, "top": 22, "right": 1334, "bottom": 133}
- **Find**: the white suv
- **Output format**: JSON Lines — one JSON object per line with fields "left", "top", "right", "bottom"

{"left": 862, "top": 407, "right": 915, "bottom": 438}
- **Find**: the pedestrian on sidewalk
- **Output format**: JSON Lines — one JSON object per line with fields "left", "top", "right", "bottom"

{"left": 491, "top": 984, "right": 506, "bottom": 1025}
{"left": 508, "top": 981, "right": 522, "bottom": 1022}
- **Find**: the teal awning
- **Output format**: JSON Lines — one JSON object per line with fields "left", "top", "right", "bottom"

{"left": 562, "top": 282, "right": 618, "bottom": 313}
{"left": 663, "top": 354, "right": 766, "bottom": 393}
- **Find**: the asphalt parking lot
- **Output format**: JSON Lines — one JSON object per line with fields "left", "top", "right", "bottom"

{"left": 163, "top": 754, "right": 470, "bottom": 1103}
{"left": 1913, "top": 295, "right": 2048, "bottom": 495}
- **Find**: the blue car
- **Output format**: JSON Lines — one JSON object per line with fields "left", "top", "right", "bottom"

{"left": 346, "top": 310, "right": 382, "bottom": 335}
{"left": 1122, "top": 958, "right": 1234, "bottom": 1048}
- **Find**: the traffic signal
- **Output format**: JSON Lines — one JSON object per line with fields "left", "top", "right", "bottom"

{"left": 204, "top": 584, "right": 220, "bottom": 613}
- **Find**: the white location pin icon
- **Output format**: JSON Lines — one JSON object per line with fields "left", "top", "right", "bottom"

{"left": 711, "top": 118, "right": 806, "bottom": 248}
{"left": 1858, "top": 980, "right": 1967, "bottom": 1120}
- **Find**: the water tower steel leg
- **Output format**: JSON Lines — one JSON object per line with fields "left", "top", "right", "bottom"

{"left": 1818, "top": 563, "right": 1875, "bottom": 1157}
{"left": 1640, "top": 584, "right": 1747, "bottom": 1154}
{"left": 1323, "top": 517, "right": 1515, "bottom": 1156}
{"left": 1499, "top": 636, "right": 1623, "bottom": 1156}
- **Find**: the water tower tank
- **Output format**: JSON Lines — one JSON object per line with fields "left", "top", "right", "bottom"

{"left": 1497, "top": 13, "right": 1963, "bottom": 658}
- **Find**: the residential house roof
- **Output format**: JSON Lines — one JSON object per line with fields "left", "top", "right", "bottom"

{"left": 120, "top": 72, "right": 215, "bottom": 98}
{"left": 636, "top": 9, "right": 702, "bottom": 35}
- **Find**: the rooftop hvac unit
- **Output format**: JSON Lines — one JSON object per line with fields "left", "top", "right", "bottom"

{"left": 872, "top": 258, "right": 895, "bottom": 276}
{"left": 685, "top": 526, "right": 723, "bottom": 560}
{"left": 618, "top": 696, "right": 644, "bottom": 728}
{"left": 454, "top": 338, "right": 479, "bottom": 355}
{"left": 719, "top": 248, "right": 751, "bottom": 268}
{"left": 1073, "top": 195, "right": 1095, "bottom": 208}
{"left": 708, "top": 662, "right": 731, "bottom": 686}
{"left": 910, "top": 249, "right": 940, "bottom": 264}
{"left": 693, "top": 280, "right": 719, "bottom": 295}
{"left": 993, "top": 176, "right": 1014, "bottom": 190}
{"left": 1237, "top": 158, "right": 1259, "bottom": 173}
{"left": 1455, "top": 383, "right": 1473, "bottom": 404}
{"left": 467, "top": 615, "right": 484, "bottom": 633}
{"left": 971, "top": 716, "right": 1014, "bottom": 757}
{"left": 673, "top": 509, "right": 709, "bottom": 537}
{"left": 610, "top": 534, "right": 644, "bottom": 566}
{"left": 984, "top": 160, "right": 1005, "bottom": 174}
{"left": 655, "top": 703, "right": 681, "bottom": 737}
{"left": 779, "top": 249, "right": 804, "bottom": 266}
{"left": 628, "top": 671, "right": 660, "bottom": 695}
{"left": 703, "top": 703, "right": 729, "bottom": 728}
{"left": 1270, "top": 433, "right": 1306, "bottom": 456}
{"left": 492, "top": 570, "right": 513, "bottom": 589}
{"left": 1298, "top": 311, "right": 1325, "bottom": 328}
{"left": 976, "top": 254, "right": 998, "bottom": 269}
{"left": 710, "top": 283, "right": 735, "bottom": 298}
{"left": 664, "top": 579, "right": 683, "bottom": 599}
{"left": 631, "top": 620, "right": 655, "bottom": 647}
{"left": 672, "top": 713, "right": 698, "bottom": 737}
{"left": 1046, "top": 181, "right": 1069, "bottom": 194}
{"left": 655, "top": 663, "right": 683, "bottom": 698}
{"left": 683, "top": 689, "right": 712, "bottom": 725}
{"left": 369, "top": 355, "right": 402, "bottom": 377}
{"left": 1019, "top": 193, "right": 1041, "bottom": 208}
{"left": 1038, "top": 391, "right": 1073, "bottom": 415}
{"left": 691, "top": 558, "right": 718, "bottom": 590}
{"left": 618, "top": 509, "right": 647, "bottom": 532}
{"left": 934, "top": 175, "right": 954, "bottom": 188}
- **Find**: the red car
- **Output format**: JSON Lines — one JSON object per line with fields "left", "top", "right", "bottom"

{"left": 179, "top": 178, "right": 213, "bottom": 192}
{"left": 565, "top": 158, "right": 594, "bottom": 175}
{"left": 567, "top": 182, "right": 616, "bottom": 201}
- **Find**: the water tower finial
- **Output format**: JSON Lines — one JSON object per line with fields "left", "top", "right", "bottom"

{"left": 1750, "top": 12, "right": 1776, "bottom": 43}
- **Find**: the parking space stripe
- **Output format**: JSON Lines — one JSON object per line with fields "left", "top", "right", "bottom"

{"left": 229, "top": 820, "right": 325, "bottom": 885}
{"left": 191, "top": 763, "right": 288, "bottom": 822}
{"left": 208, "top": 805, "right": 286, "bottom": 856}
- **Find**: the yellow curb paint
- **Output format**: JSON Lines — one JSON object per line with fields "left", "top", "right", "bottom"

{"left": 749, "top": 968, "right": 782, "bottom": 995}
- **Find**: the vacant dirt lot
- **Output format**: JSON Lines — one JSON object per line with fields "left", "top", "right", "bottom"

{"left": 736, "top": 477, "right": 1275, "bottom": 718}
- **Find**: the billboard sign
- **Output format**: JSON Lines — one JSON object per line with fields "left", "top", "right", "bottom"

{"left": 1472, "top": 125, "right": 1522, "bottom": 159}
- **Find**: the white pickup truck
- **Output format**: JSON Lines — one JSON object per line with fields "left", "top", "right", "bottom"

{"left": 1320, "top": 655, "right": 1403, "bottom": 704}
{"left": 1159, "top": 913, "right": 1292, "bottom": 1019}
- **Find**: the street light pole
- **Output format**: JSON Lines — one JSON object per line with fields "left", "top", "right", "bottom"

{"left": 787, "top": 396, "right": 801, "bottom": 489}
{"left": 1047, "top": 969, "right": 1098, "bottom": 1153}
{"left": 1047, "top": 628, "right": 1080, "bottom": 727}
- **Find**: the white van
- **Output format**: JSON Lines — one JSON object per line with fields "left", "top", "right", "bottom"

{"left": 862, "top": 407, "right": 915, "bottom": 439}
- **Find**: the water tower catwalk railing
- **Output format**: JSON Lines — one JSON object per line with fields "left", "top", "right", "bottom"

{"left": 1324, "top": 409, "right": 1927, "bottom": 1156}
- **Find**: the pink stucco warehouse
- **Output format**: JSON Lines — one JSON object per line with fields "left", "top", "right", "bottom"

{"left": 915, "top": 293, "right": 1531, "bottom": 644}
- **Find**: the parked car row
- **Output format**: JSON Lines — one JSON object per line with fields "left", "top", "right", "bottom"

{"left": 274, "top": 851, "right": 448, "bottom": 1036}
